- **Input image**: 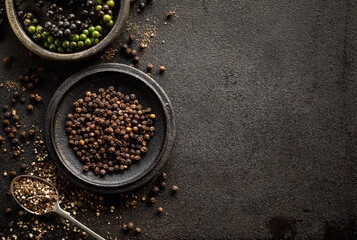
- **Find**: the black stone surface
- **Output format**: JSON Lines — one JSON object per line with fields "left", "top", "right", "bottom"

{"left": 0, "top": 0, "right": 356, "bottom": 239}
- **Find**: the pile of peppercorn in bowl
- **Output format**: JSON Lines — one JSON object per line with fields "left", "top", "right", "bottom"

{"left": 45, "top": 64, "right": 176, "bottom": 193}
{"left": 5, "top": 0, "right": 130, "bottom": 61}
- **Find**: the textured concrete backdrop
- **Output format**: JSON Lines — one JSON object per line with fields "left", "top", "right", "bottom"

{"left": 0, "top": 0, "right": 356, "bottom": 239}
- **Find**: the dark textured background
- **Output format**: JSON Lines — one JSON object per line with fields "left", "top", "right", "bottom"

{"left": 0, "top": 0, "right": 356, "bottom": 239}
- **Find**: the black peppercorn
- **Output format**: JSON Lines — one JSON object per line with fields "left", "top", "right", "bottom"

{"left": 153, "top": 186, "right": 160, "bottom": 193}
{"left": 122, "top": 223, "right": 128, "bottom": 231}
{"left": 127, "top": 222, "right": 135, "bottom": 229}
{"left": 28, "top": 129, "right": 35, "bottom": 137}
{"left": 147, "top": 64, "right": 153, "bottom": 71}
{"left": 4, "top": 112, "right": 11, "bottom": 118}
{"left": 129, "top": 34, "right": 135, "bottom": 42}
{"left": 20, "top": 163, "right": 27, "bottom": 170}
{"left": 171, "top": 185, "right": 179, "bottom": 193}
{"left": 157, "top": 207, "right": 163, "bottom": 213}
{"left": 13, "top": 91, "right": 20, "bottom": 99}
{"left": 4, "top": 208, "right": 11, "bottom": 214}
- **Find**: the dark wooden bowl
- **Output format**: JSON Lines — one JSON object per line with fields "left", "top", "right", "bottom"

{"left": 5, "top": 0, "right": 130, "bottom": 61}
{"left": 45, "top": 64, "right": 176, "bottom": 193}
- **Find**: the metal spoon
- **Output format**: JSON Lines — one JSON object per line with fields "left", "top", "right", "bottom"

{"left": 11, "top": 175, "right": 105, "bottom": 240}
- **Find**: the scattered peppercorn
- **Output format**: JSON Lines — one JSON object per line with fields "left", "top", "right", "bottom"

{"left": 27, "top": 105, "right": 34, "bottom": 111}
{"left": 2, "top": 105, "right": 8, "bottom": 111}
{"left": 133, "top": 56, "right": 140, "bottom": 62}
{"left": 159, "top": 66, "right": 166, "bottom": 73}
{"left": 171, "top": 185, "right": 179, "bottom": 193}
{"left": 157, "top": 207, "right": 163, "bottom": 213}
{"left": 138, "top": 2, "right": 145, "bottom": 10}
{"left": 10, "top": 170, "right": 16, "bottom": 176}
{"left": 140, "top": 43, "right": 146, "bottom": 49}
{"left": 162, "top": 172, "right": 167, "bottom": 180}
{"left": 4, "top": 111, "right": 11, "bottom": 118}
{"left": 149, "top": 197, "right": 157, "bottom": 203}
{"left": 127, "top": 222, "right": 135, "bottom": 229}
{"left": 3, "top": 56, "right": 11, "bottom": 64}
{"left": 13, "top": 91, "right": 20, "bottom": 99}
{"left": 4, "top": 208, "right": 11, "bottom": 214}
{"left": 161, "top": 181, "right": 166, "bottom": 188}
{"left": 29, "top": 94, "right": 36, "bottom": 102}
{"left": 122, "top": 223, "right": 128, "bottom": 231}
{"left": 147, "top": 64, "right": 153, "bottom": 71}
{"left": 135, "top": 227, "right": 142, "bottom": 234}
{"left": 35, "top": 95, "right": 43, "bottom": 103}
{"left": 13, "top": 115, "right": 19, "bottom": 121}
{"left": 153, "top": 186, "right": 160, "bottom": 193}
{"left": 28, "top": 129, "right": 35, "bottom": 137}
{"left": 20, "top": 163, "right": 27, "bottom": 170}
{"left": 20, "top": 131, "right": 26, "bottom": 139}
{"left": 129, "top": 34, "right": 135, "bottom": 42}
{"left": 166, "top": 10, "right": 176, "bottom": 18}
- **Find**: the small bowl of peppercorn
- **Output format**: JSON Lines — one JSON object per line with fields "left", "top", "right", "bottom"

{"left": 5, "top": 0, "right": 130, "bottom": 61}
{"left": 45, "top": 63, "right": 176, "bottom": 193}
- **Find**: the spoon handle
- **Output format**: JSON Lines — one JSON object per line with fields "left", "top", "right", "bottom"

{"left": 55, "top": 205, "right": 105, "bottom": 240}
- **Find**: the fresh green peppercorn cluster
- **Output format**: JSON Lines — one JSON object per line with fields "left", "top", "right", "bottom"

{"left": 22, "top": 0, "right": 115, "bottom": 53}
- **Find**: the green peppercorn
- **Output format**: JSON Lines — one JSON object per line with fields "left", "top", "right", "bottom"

{"left": 85, "top": 38, "right": 92, "bottom": 47}
{"left": 92, "top": 38, "right": 99, "bottom": 45}
{"left": 106, "top": 0, "right": 115, "bottom": 7}
{"left": 54, "top": 39, "right": 62, "bottom": 47}
{"left": 49, "top": 44, "right": 56, "bottom": 52}
{"left": 24, "top": 19, "right": 32, "bottom": 27}
{"left": 79, "top": 34, "right": 87, "bottom": 41}
{"left": 107, "top": 20, "right": 114, "bottom": 27}
{"left": 70, "top": 41, "right": 77, "bottom": 49}
{"left": 57, "top": 46, "right": 65, "bottom": 53}
{"left": 62, "top": 40, "right": 70, "bottom": 48}
{"left": 78, "top": 41, "right": 85, "bottom": 48}
{"left": 36, "top": 25, "right": 43, "bottom": 32}
{"left": 33, "top": 33, "right": 41, "bottom": 41}
{"left": 95, "top": 25, "right": 102, "bottom": 32}
{"left": 47, "top": 36, "right": 54, "bottom": 44}
{"left": 103, "top": 14, "right": 111, "bottom": 23}
{"left": 41, "top": 31, "right": 49, "bottom": 39}
{"left": 26, "top": 12, "right": 34, "bottom": 19}
{"left": 32, "top": 18, "right": 38, "bottom": 25}
{"left": 82, "top": 29, "right": 89, "bottom": 36}
{"left": 97, "top": 0, "right": 103, "bottom": 4}
{"left": 96, "top": 5, "right": 103, "bottom": 11}
{"left": 72, "top": 34, "right": 80, "bottom": 42}
{"left": 92, "top": 30, "right": 100, "bottom": 38}
{"left": 88, "top": 26, "right": 95, "bottom": 33}
{"left": 28, "top": 25, "right": 36, "bottom": 34}
{"left": 44, "top": 42, "right": 49, "bottom": 49}
{"left": 66, "top": 48, "right": 73, "bottom": 53}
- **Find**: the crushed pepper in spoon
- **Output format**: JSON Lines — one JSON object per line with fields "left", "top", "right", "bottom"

{"left": 12, "top": 177, "right": 58, "bottom": 215}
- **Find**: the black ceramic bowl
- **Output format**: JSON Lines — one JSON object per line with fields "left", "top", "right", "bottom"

{"left": 45, "top": 64, "right": 176, "bottom": 193}
{"left": 5, "top": 0, "right": 130, "bottom": 61}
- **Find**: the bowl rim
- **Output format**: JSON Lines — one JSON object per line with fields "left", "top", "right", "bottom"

{"left": 5, "top": 0, "right": 130, "bottom": 61}
{"left": 45, "top": 63, "right": 176, "bottom": 193}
